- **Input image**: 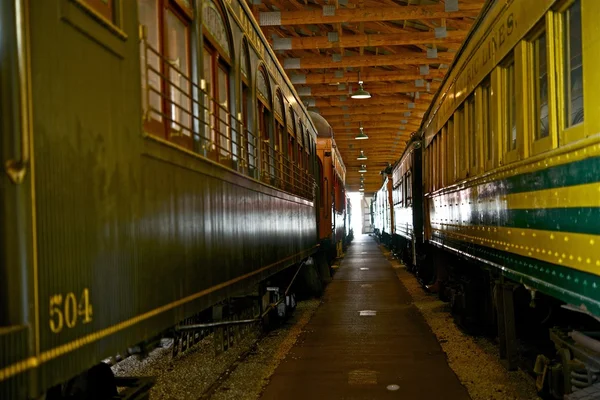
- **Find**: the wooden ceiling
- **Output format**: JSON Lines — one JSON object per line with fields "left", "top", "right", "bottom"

{"left": 247, "top": 0, "right": 484, "bottom": 193}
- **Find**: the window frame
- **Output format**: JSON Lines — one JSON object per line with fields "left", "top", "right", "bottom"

{"left": 528, "top": 18, "right": 558, "bottom": 156}
{"left": 446, "top": 118, "right": 455, "bottom": 184}
{"left": 466, "top": 93, "right": 478, "bottom": 177}
{"left": 456, "top": 105, "right": 468, "bottom": 180}
{"left": 555, "top": 0, "right": 585, "bottom": 145}
{"left": 499, "top": 51, "right": 522, "bottom": 164}
{"left": 439, "top": 126, "right": 446, "bottom": 187}
{"left": 82, "top": 0, "right": 116, "bottom": 23}
{"left": 484, "top": 72, "right": 499, "bottom": 171}
{"left": 256, "top": 68, "right": 273, "bottom": 180}
{"left": 435, "top": 138, "right": 439, "bottom": 191}
{"left": 138, "top": 0, "right": 196, "bottom": 148}
{"left": 240, "top": 41, "right": 255, "bottom": 175}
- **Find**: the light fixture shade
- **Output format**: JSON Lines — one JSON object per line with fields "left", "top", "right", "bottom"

{"left": 359, "top": 187, "right": 365, "bottom": 192}
{"left": 351, "top": 83, "right": 371, "bottom": 99}
{"left": 357, "top": 150, "right": 368, "bottom": 160}
{"left": 355, "top": 127, "right": 369, "bottom": 140}
{"left": 358, "top": 165, "right": 367, "bottom": 173}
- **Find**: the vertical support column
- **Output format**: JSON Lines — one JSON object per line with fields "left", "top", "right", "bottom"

{"left": 213, "top": 304, "right": 224, "bottom": 355}
{"left": 495, "top": 280, "right": 518, "bottom": 370}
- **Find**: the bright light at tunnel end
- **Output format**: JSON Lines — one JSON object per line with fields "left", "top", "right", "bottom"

{"left": 348, "top": 192, "right": 364, "bottom": 235}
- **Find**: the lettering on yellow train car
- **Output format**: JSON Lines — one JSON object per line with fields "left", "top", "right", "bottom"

{"left": 458, "top": 13, "right": 516, "bottom": 94}
{"left": 49, "top": 288, "right": 93, "bottom": 334}
{"left": 433, "top": 0, "right": 555, "bottom": 133}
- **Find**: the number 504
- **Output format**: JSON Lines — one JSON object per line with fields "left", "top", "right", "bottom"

{"left": 49, "top": 289, "right": 93, "bottom": 334}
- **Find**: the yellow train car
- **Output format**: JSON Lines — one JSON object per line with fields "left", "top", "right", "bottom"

{"left": 420, "top": 0, "right": 600, "bottom": 395}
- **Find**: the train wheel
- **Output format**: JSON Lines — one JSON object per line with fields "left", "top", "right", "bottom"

{"left": 46, "top": 362, "right": 118, "bottom": 400}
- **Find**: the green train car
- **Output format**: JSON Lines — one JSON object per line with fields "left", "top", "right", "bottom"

{"left": 374, "top": 0, "right": 600, "bottom": 397}
{"left": 0, "top": 0, "right": 334, "bottom": 398}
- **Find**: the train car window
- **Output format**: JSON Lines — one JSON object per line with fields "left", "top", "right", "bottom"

{"left": 425, "top": 146, "right": 431, "bottom": 194}
{"left": 138, "top": 0, "right": 194, "bottom": 149}
{"left": 257, "top": 68, "right": 273, "bottom": 181}
{"left": 559, "top": 0, "right": 584, "bottom": 143}
{"left": 202, "top": 0, "right": 233, "bottom": 162}
{"left": 217, "top": 64, "right": 231, "bottom": 160}
{"left": 533, "top": 30, "right": 550, "bottom": 140}
{"left": 435, "top": 136, "right": 441, "bottom": 190}
{"left": 288, "top": 135, "right": 295, "bottom": 188}
{"left": 287, "top": 107, "right": 296, "bottom": 189}
{"left": 406, "top": 171, "right": 412, "bottom": 206}
{"left": 307, "top": 130, "right": 312, "bottom": 175}
{"left": 399, "top": 177, "right": 404, "bottom": 207}
{"left": 431, "top": 139, "right": 436, "bottom": 192}
{"left": 456, "top": 105, "right": 467, "bottom": 179}
{"left": 440, "top": 126, "right": 446, "bottom": 187}
{"left": 500, "top": 55, "right": 518, "bottom": 163}
{"left": 139, "top": 0, "right": 162, "bottom": 126}
{"left": 482, "top": 77, "right": 495, "bottom": 170}
{"left": 529, "top": 19, "right": 558, "bottom": 156}
{"left": 274, "top": 91, "right": 285, "bottom": 186}
{"left": 166, "top": 9, "right": 192, "bottom": 138}
{"left": 240, "top": 41, "right": 256, "bottom": 177}
{"left": 83, "top": 0, "right": 115, "bottom": 23}
{"left": 467, "top": 94, "right": 477, "bottom": 176}
{"left": 429, "top": 145, "right": 434, "bottom": 193}
{"left": 425, "top": 143, "right": 433, "bottom": 193}
{"left": 447, "top": 118, "right": 455, "bottom": 184}
{"left": 203, "top": 46, "right": 215, "bottom": 151}
{"left": 424, "top": 147, "right": 428, "bottom": 194}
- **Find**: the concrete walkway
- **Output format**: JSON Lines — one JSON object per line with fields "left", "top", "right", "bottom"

{"left": 260, "top": 234, "right": 470, "bottom": 399}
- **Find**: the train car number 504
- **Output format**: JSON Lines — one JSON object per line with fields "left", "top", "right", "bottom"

{"left": 49, "top": 289, "right": 93, "bottom": 333}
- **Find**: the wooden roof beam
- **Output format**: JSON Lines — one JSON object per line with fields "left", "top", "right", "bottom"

{"left": 284, "top": 52, "right": 454, "bottom": 69}
{"left": 312, "top": 95, "right": 432, "bottom": 107}
{"left": 299, "top": 82, "right": 440, "bottom": 97}
{"left": 324, "top": 114, "right": 424, "bottom": 124}
{"left": 271, "top": 30, "right": 467, "bottom": 50}
{"left": 313, "top": 105, "right": 428, "bottom": 115}
{"left": 330, "top": 121, "right": 421, "bottom": 130}
{"left": 334, "top": 130, "right": 418, "bottom": 137}
{"left": 258, "top": 4, "right": 483, "bottom": 26}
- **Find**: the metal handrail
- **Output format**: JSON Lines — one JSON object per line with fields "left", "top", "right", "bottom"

{"left": 141, "top": 39, "right": 315, "bottom": 199}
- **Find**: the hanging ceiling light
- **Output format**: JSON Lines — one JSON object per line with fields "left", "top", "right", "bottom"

{"left": 358, "top": 165, "right": 367, "bottom": 173}
{"left": 351, "top": 71, "right": 371, "bottom": 99}
{"left": 359, "top": 187, "right": 365, "bottom": 192}
{"left": 355, "top": 123, "right": 368, "bottom": 140}
{"left": 357, "top": 150, "right": 368, "bottom": 161}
